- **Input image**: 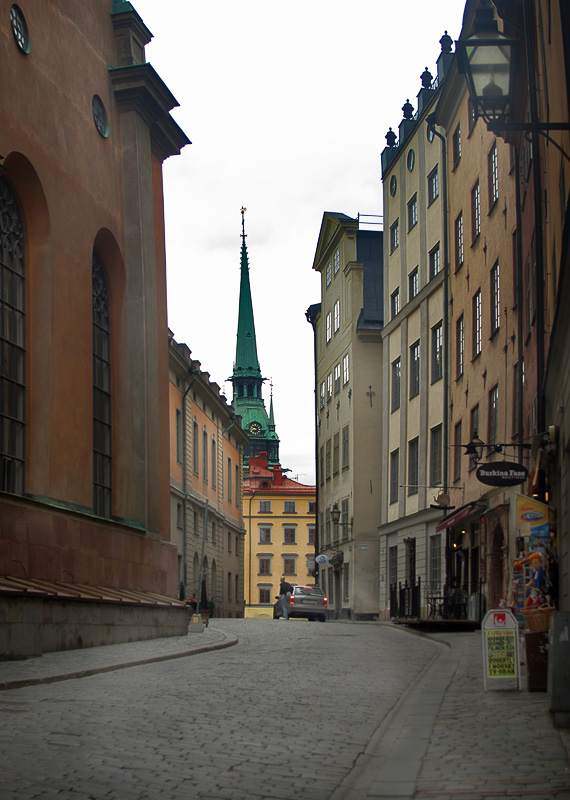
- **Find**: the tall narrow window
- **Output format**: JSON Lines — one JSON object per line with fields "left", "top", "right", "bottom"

{"left": 470, "top": 405, "right": 480, "bottom": 469}
{"left": 176, "top": 409, "right": 183, "bottom": 464}
{"left": 454, "top": 213, "right": 464, "bottom": 271}
{"left": 93, "top": 251, "right": 112, "bottom": 517}
{"left": 0, "top": 178, "right": 25, "bottom": 494}
{"left": 390, "top": 219, "right": 399, "bottom": 252}
{"left": 227, "top": 456, "right": 232, "bottom": 501}
{"left": 430, "top": 425, "right": 442, "bottom": 486}
{"left": 409, "top": 266, "right": 419, "bottom": 299}
{"left": 342, "top": 353, "right": 350, "bottom": 385}
{"left": 391, "top": 287, "right": 400, "bottom": 318}
{"left": 471, "top": 180, "right": 481, "bottom": 241}
{"left": 391, "top": 357, "right": 401, "bottom": 412}
{"left": 407, "top": 194, "right": 418, "bottom": 231}
{"left": 513, "top": 362, "right": 521, "bottom": 437}
{"left": 429, "top": 243, "right": 441, "bottom": 279}
{"left": 193, "top": 421, "right": 199, "bottom": 474}
{"left": 390, "top": 449, "right": 399, "bottom": 504}
{"left": 452, "top": 124, "right": 462, "bottom": 167}
{"left": 491, "top": 261, "right": 500, "bottom": 335}
{"left": 410, "top": 340, "right": 420, "bottom": 398}
{"left": 211, "top": 438, "right": 216, "bottom": 487}
{"left": 431, "top": 322, "right": 443, "bottom": 383}
{"left": 333, "top": 431, "right": 340, "bottom": 474}
{"left": 456, "top": 314, "right": 464, "bottom": 378}
{"left": 341, "top": 425, "right": 349, "bottom": 469}
{"left": 489, "top": 141, "right": 499, "bottom": 207}
{"left": 408, "top": 438, "right": 419, "bottom": 495}
{"left": 334, "top": 363, "right": 341, "bottom": 394}
{"left": 428, "top": 166, "right": 439, "bottom": 205}
{"left": 488, "top": 384, "right": 499, "bottom": 447}
{"left": 202, "top": 429, "right": 208, "bottom": 481}
{"left": 333, "top": 299, "right": 340, "bottom": 332}
{"left": 472, "top": 289, "right": 482, "bottom": 357}
{"left": 454, "top": 420, "right": 462, "bottom": 482}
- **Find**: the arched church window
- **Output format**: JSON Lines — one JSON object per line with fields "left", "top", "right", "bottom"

{"left": 247, "top": 384, "right": 253, "bottom": 397}
{"left": 0, "top": 178, "right": 25, "bottom": 494}
{"left": 92, "top": 250, "right": 112, "bottom": 517}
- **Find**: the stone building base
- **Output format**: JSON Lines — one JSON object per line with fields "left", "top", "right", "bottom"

{"left": 0, "top": 579, "right": 188, "bottom": 660}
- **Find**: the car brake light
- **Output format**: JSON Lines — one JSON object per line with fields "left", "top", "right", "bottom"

{"left": 323, "top": 597, "right": 328, "bottom": 606}
{"left": 289, "top": 596, "right": 295, "bottom": 604}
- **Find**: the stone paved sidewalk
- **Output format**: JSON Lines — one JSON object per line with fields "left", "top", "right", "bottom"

{"left": 0, "top": 625, "right": 237, "bottom": 690}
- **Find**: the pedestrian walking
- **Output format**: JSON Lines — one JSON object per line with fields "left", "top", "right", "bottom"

{"left": 279, "top": 578, "right": 294, "bottom": 619}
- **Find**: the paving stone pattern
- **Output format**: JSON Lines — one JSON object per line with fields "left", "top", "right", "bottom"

{"left": 0, "top": 620, "right": 568, "bottom": 800}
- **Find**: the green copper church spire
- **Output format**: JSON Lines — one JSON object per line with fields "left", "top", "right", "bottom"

{"left": 230, "top": 208, "right": 279, "bottom": 469}
{"left": 233, "top": 207, "right": 262, "bottom": 379}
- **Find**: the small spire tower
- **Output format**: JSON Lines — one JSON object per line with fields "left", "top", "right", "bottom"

{"left": 230, "top": 208, "right": 279, "bottom": 469}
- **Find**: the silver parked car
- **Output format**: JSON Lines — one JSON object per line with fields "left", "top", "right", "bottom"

{"left": 273, "top": 584, "right": 327, "bottom": 622}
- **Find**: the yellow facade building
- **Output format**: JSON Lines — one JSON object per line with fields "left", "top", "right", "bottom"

{"left": 243, "top": 454, "right": 316, "bottom": 619}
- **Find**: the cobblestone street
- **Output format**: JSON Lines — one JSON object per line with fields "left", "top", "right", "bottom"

{"left": 0, "top": 620, "right": 568, "bottom": 800}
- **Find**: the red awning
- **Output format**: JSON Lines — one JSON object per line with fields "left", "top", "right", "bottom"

{"left": 435, "top": 502, "right": 478, "bottom": 532}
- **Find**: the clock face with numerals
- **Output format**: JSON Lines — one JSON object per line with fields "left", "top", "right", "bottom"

{"left": 249, "top": 421, "right": 262, "bottom": 435}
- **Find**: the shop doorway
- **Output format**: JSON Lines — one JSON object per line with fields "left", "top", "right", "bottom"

{"left": 488, "top": 522, "right": 505, "bottom": 609}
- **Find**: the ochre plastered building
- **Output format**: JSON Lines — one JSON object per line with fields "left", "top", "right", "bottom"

{"left": 243, "top": 454, "right": 316, "bottom": 618}
{"left": 1, "top": 1, "right": 189, "bottom": 656}
{"left": 169, "top": 335, "right": 248, "bottom": 618}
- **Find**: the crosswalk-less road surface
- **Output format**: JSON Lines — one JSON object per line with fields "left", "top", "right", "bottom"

{"left": 0, "top": 619, "right": 568, "bottom": 800}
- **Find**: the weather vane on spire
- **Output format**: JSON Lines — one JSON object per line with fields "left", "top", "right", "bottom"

{"left": 240, "top": 206, "right": 247, "bottom": 239}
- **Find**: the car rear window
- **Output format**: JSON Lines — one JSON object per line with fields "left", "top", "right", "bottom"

{"left": 294, "top": 586, "right": 324, "bottom": 596}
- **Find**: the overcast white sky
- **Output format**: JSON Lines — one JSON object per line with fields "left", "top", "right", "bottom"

{"left": 133, "top": 0, "right": 466, "bottom": 484}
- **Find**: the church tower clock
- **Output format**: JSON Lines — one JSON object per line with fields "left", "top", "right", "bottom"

{"left": 229, "top": 208, "right": 279, "bottom": 470}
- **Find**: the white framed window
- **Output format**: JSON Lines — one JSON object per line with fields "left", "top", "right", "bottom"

{"left": 326, "top": 311, "right": 332, "bottom": 342}
{"left": 491, "top": 262, "right": 500, "bottom": 335}
{"left": 473, "top": 289, "right": 482, "bottom": 357}
{"left": 489, "top": 141, "right": 499, "bottom": 207}
{"left": 342, "top": 354, "right": 349, "bottom": 385}
{"left": 326, "top": 262, "right": 332, "bottom": 287}
{"left": 327, "top": 372, "right": 333, "bottom": 401}
{"left": 472, "top": 180, "right": 481, "bottom": 240}
{"left": 334, "top": 248, "right": 340, "bottom": 274}
{"left": 456, "top": 314, "right": 464, "bottom": 378}
{"left": 334, "top": 363, "right": 341, "bottom": 394}
{"left": 320, "top": 381, "right": 325, "bottom": 409}
{"left": 333, "top": 299, "right": 340, "bottom": 333}
{"left": 455, "top": 213, "right": 464, "bottom": 270}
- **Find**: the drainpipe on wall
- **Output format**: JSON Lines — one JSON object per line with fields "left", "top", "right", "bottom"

{"left": 305, "top": 303, "right": 321, "bottom": 584}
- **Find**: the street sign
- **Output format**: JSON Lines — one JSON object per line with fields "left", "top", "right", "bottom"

{"left": 315, "top": 554, "right": 329, "bottom": 564}
{"left": 482, "top": 608, "right": 521, "bottom": 691}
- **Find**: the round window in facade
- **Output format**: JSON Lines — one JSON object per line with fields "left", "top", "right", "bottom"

{"left": 389, "top": 174, "right": 397, "bottom": 197}
{"left": 92, "top": 95, "right": 109, "bottom": 138}
{"left": 407, "top": 149, "right": 415, "bottom": 172}
{"left": 10, "top": 5, "right": 30, "bottom": 54}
